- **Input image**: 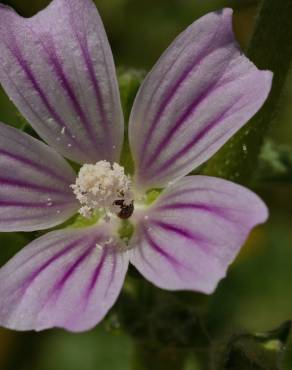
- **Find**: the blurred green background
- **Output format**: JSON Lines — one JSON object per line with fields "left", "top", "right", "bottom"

{"left": 0, "top": 0, "right": 291, "bottom": 369}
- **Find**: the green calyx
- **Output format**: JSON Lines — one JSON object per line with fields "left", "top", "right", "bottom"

{"left": 145, "top": 189, "right": 162, "bottom": 205}
{"left": 64, "top": 211, "right": 101, "bottom": 229}
{"left": 118, "top": 219, "right": 135, "bottom": 244}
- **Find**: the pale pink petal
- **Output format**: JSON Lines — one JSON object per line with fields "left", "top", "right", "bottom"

{"left": 0, "top": 123, "right": 78, "bottom": 232}
{"left": 0, "top": 0, "right": 123, "bottom": 164}
{"left": 130, "top": 176, "right": 268, "bottom": 293}
{"left": 129, "top": 9, "right": 272, "bottom": 191}
{"left": 0, "top": 225, "right": 129, "bottom": 332}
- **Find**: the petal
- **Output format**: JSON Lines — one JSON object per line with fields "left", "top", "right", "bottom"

{"left": 129, "top": 8, "right": 272, "bottom": 191}
{"left": 130, "top": 176, "right": 268, "bottom": 293}
{"left": 0, "top": 225, "right": 129, "bottom": 332}
{"left": 0, "top": 0, "right": 123, "bottom": 164}
{"left": 0, "top": 123, "right": 78, "bottom": 231}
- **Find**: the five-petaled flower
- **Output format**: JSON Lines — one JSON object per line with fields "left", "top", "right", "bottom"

{"left": 0, "top": 0, "right": 272, "bottom": 332}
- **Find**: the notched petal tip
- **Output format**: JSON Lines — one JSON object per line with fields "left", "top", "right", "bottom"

{"left": 0, "top": 2, "right": 26, "bottom": 23}
{"left": 215, "top": 7, "right": 233, "bottom": 25}
{"left": 129, "top": 176, "right": 269, "bottom": 294}
{"left": 0, "top": 0, "right": 123, "bottom": 164}
{"left": 0, "top": 3, "right": 16, "bottom": 12}
{"left": 0, "top": 3, "right": 11, "bottom": 11}
{"left": 129, "top": 7, "right": 273, "bottom": 191}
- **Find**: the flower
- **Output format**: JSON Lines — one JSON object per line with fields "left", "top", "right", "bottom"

{"left": 0, "top": 0, "right": 272, "bottom": 332}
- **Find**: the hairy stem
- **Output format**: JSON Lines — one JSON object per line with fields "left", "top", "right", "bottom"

{"left": 204, "top": 0, "right": 292, "bottom": 184}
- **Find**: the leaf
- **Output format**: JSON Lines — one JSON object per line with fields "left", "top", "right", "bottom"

{"left": 217, "top": 321, "right": 291, "bottom": 370}
{"left": 256, "top": 140, "right": 292, "bottom": 183}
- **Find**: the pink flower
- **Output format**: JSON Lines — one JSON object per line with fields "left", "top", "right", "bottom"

{"left": 0, "top": 0, "right": 271, "bottom": 332}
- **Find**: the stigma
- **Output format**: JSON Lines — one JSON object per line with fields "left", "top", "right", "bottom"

{"left": 71, "top": 161, "right": 134, "bottom": 220}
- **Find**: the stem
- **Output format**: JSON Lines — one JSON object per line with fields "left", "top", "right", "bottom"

{"left": 204, "top": 0, "right": 292, "bottom": 184}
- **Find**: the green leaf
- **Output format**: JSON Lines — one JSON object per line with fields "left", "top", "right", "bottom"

{"left": 217, "top": 321, "right": 291, "bottom": 370}
{"left": 256, "top": 140, "right": 292, "bottom": 183}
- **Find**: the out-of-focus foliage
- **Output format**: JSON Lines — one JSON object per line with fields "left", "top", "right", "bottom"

{"left": 118, "top": 68, "right": 145, "bottom": 173}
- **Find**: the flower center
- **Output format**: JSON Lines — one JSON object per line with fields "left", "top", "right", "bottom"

{"left": 71, "top": 161, "right": 134, "bottom": 220}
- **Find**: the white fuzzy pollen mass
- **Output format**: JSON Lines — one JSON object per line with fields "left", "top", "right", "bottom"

{"left": 71, "top": 161, "right": 134, "bottom": 219}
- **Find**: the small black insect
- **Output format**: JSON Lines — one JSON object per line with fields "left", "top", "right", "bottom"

{"left": 113, "top": 199, "right": 134, "bottom": 219}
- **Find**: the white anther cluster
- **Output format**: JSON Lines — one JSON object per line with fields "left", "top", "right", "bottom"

{"left": 71, "top": 161, "right": 134, "bottom": 219}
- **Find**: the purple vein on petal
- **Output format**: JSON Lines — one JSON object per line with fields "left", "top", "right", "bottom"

{"left": 85, "top": 247, "right": 107, "bottom": 298}
{"left": 148, "top": 98, "right": 239, "bottom": 176}
{"left": 18, "top": 237, "right": 85, "bottom": 296}
{"left": 152, "top": 220, "right": 193, "bottom": 239}
{"left": 0, "top": 199, "right": 72, "bottom": 208}
{"left": 153, "top": 125, "right": 234, "bottom": 181}
{"left": 158, "top": 202, "right": 238, "bottom": 223}
{"left": 0, "top": 177, "right": 71, "bottom": 196}
{"left": 0, "top": 149, "right": 71, "bottom": 184}
{"left": 38, "top": 33, "right": 100, "bottom": 152}
{"left": 140, "top": 37, "right": 210, "bottom": 124}
{"left": 3, "top": 36, "right": 83, "bottom": 150}
{"left": 142, "top": 226, "right": 196, "bottom": 279}
{"left": 142, "top": 74, "right": 236, "bottom": 169}
{"left": 151, "top": 219, "right": 209, "bottom": 244}
{"left": 142, "top": 226, "right": 182, "bottom": 270}
{"left": 3, "top": 236, "right": 80, "bottom": 276}
{"left": 33, "top": 240, "right": 98, "bottom": 318}
{"left": 139, "top": 46, "right": 215, "bottom": 164}
{"left": 0, "top": 213, "right": 68, "bottom": 224}
{"left": 66, "top": 3, "right": 110, "bottom": 148}
{"left": 159, "top": 187, "right": 232, "bottom": 203}
{"left": 139, "top": 24, "right": 232, "bottom": 165}
{"left": 75, "top": 36, "right": 110, "bottom": 145}
{"left": 51, "top": 244, "right": 96, "bottom": 299}
{"left": 0, "top": 61, "right": 65, "bottom": 141}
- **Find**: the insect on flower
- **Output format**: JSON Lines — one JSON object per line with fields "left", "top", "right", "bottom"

{"left": 0, "top": 0, "right": 272, "bottom": 332}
